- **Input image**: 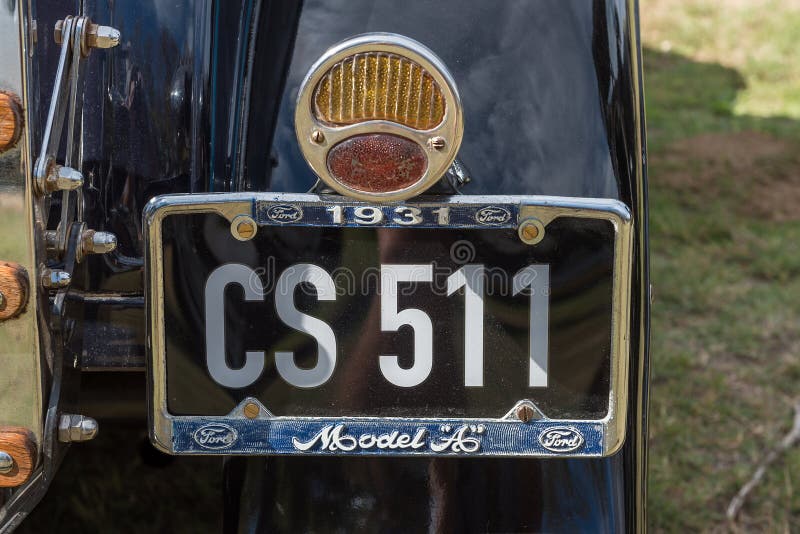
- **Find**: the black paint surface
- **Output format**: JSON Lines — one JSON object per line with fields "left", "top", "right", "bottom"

{"left": 162, "top": 213, "right": 614, "bottom": 420}
{"left": 23, "top": 0, "right": 649, "bottom": 530}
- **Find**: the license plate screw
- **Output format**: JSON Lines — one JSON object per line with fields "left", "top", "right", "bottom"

{"left": 231, "top": 215, "right": 257, "bottom": 241}
{"left": 243, "top": 402, "right": 260, "bottom": 419}
{"left": 518, "top": 218, "right": 545, "bottom": 245}
{"left": 516, "top": 404, "right": 536, "bottom": 423}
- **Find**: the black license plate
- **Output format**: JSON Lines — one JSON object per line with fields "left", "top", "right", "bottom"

{"left": 146, "top": 193, "right": 632, "bottom": 457}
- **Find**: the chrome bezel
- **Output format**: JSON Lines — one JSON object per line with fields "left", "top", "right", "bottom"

{"left": 0, "top": 0, "right": 44, "bottom": 457}
{"left": 145, "top": 193, "right": 633, "bottom": 458}
{"left": 294, "top": 33, "right": 464, "bottom": 202}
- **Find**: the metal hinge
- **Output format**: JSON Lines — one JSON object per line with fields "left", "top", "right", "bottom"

{"left": 33, "top": 16, "right": 121, "bottom": 288}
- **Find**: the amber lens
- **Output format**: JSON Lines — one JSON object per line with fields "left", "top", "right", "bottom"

{"left": 326, "top": 134, "right": 428, "bottom": 193}
{"left": 313, "top": 52, "right": 445, "bottom": 130}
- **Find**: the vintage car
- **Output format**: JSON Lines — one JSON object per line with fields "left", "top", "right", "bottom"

{"left": 0, "top": 0, "right": 650, "bottom": 531}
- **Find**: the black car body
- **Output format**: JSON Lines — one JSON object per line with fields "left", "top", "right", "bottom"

{"left": 0, "top": 1, "right": 649, "bottom": 531}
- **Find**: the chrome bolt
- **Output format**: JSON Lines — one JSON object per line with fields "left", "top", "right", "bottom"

{"left": 52, "top": 165, "right": 84, "bottom": 191}
{"left": 44, "top": 230, "right": 58, "bottom": 253}
{"left": 40, "top": 268, "right": 71, "bottom": 289}
{"left": 518, "top": 218, "right": 546, "bottom": 245}
{"left": 55, "top": 18, "right": 120, "bottom": 52}
{"left": 86, "top": 23, "right": 120, "bottom": 50}
{"left": 516, "top": 404, "right": 536, "bottom": 423}
{"left": 428, "top": 136, "right": 446, "bottom": 150}
{"left": 231, "top": 215, "right": 257, "bottom": 241}
{"left": 310, "top": 130, "right": 325, "bottom": 144}
{"left": 37, "top": 164, "right": 84, "bottom": 195}
{"left": 58, "top": 414, "right": 99, "bottom": 443}
{"left": 53, "top": 19, "right": 64, "bottom": 44}
{"left": 0, "top": 451, "right": 13, "bottom": 474}
{"left": 80, "top": 230, "right": 118, "bottom": 256}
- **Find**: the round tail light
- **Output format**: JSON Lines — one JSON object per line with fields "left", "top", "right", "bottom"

{"left": 295, "top": 33, "right": 463, "bottom": 202}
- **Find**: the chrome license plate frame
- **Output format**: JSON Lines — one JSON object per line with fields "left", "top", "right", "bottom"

{"left": 145, "top": 193, "right": 632, "bottom": 457}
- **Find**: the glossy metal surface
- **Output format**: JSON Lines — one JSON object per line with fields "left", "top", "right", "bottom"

{"left": 0, "top": 0, "right": 50, "bottom": 527}
{"left": 20, "top": 0, "right": 206, "bottom": 375}
{"left": 145, "top": 193, "right": 632, "bottom": 458}
{"left": 0, "top": 0, "right": 43, "bottom": 451}
{"left": 224, "top": 0, "right": 649, "bottom": 531}
{"left": 267, "top": 0, "right": 625, "bottom": 199}
{"left": 294, "top": 33, "right": 464, "bottom": 201}
{"left": 14, "top": 0, "right": 648, "bottom": 530}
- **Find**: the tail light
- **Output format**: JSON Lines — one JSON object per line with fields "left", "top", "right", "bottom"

{"left": 295, "top": 33, "right": 463, "bottom": 202}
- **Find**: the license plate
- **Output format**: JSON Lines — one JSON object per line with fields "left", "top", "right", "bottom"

{"left": 145, "top": 193, "right": 632, "bottom": 457}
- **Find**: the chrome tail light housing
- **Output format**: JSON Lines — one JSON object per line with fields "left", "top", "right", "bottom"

{"left": 294, "top": 33, "right": 463, "bottom": 202}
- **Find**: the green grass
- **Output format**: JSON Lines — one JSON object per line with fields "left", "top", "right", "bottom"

{"left": 644, "top": 0, "right": 800, "bottom": 531}
{"left": 643, "top": 0, "right": 800, "bottom": 124}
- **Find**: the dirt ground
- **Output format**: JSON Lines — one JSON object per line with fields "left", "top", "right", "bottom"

{"left": 657, "top": 131, "right": 800, "bottom": 222}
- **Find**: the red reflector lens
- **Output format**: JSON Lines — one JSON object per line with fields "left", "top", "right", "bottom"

{"left": 326, "top": 134, "right": 428, "bottom": 193}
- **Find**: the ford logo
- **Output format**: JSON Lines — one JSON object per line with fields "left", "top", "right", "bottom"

{"left": 475, "top": 206, "right": 512, "bottom": 225}
{"left": 265, "top": 204, "right": 304, "bottom": 224}
{"left": 193, "top": 423, "right": 238, "bottom": 450}
{"left": 538, "top": 426, "right": 584, "bottom": 453}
